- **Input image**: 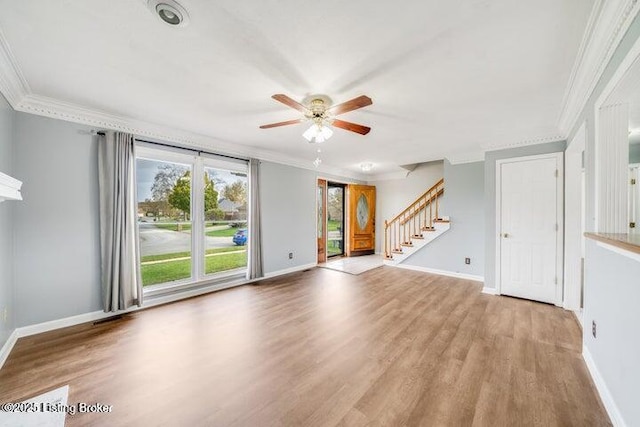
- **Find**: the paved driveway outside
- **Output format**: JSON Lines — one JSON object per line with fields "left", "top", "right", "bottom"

{"left": 139, "top": 224, "right": 235, "bottom": 256}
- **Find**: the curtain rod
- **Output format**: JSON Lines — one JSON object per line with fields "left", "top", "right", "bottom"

{"left": 94, "top": 131, "right": 249, "bottom": 163}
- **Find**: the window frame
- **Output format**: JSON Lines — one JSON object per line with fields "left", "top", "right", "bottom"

{"left": 135, "top": 143, "right": 249, "bottom": 297}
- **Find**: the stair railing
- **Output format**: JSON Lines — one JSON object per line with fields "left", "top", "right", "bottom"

{"left": 384, "top": 178, "right": 445, "bottom": 259}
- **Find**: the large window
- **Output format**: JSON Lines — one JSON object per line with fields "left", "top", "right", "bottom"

{"left": 135, "top": 145, "right": 248, "bottom": 289}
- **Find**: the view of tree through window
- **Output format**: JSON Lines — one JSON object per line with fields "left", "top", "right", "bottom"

{"left": 136, "top": 154, "right": 249, "bottom": 287}
{"left": 137, "top": 159, "right": 192, "bottom": 286}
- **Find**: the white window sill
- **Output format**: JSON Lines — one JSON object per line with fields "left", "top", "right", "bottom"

{"left": 143, "top": 269, "right": 248, "bottom": 299}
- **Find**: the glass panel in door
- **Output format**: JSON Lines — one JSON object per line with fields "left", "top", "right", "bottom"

{"left": 328, "top": 184, "right": 345, "bottom": 257}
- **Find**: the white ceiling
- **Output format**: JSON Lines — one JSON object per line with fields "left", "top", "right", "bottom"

{"left": 0, "top": 0, "right": 594, "bottom": 175}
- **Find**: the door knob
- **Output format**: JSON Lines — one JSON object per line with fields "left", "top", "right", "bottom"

{"left": 502, "top": 233, "right": 509, "bottom": 238}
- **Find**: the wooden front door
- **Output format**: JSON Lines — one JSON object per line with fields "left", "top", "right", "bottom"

{"left": 348, "top": 185, "right": 376, "bottom": 255}
{"left": 317, "top": 179, "right": 327, "bottom": 263}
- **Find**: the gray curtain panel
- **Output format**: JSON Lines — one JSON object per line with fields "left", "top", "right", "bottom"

{"left": 98, "top": 131, "right": 143, "bottom": 311}
{"left": 248, "top": 158, "right": 263, "bottom": 279}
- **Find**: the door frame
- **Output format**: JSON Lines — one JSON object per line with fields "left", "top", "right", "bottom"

{"left": 495, "top": 152, "right": 565, "bottom": 305}
{"left": 564, "top": 123, "right": 586, "bottom": 313}
{"left": 316, "top": 177, "right": 353, "bottom": 263}
{"left": 316, "top": 179, "right": 327, "bottom": 264}
{"left": 327, "top": 182, "right": 347, "bottom": 258}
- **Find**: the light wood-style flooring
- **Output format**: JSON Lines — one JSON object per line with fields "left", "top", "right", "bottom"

{"left": 0, "top": 267, "right": 610, "bottom": 426}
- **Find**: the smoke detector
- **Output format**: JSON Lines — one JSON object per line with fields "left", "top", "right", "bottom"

{"left": 147, "top": 0, "right": 190, "bottom": 27}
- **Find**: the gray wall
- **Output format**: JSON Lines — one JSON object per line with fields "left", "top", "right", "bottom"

{"left": 0, "top": 94, "right": 15, "bottom": 348}
{"left": 260, "top": 161, "right": 317, "bottom": 274}
{"left": 259, "top": 161, "right": 365, "bottom": 274}
{"left": 12, "top": 113, "right": 102, "bottom": 326}
{"left": 483, "top": 140, "right": 567, "bottom": 289}
{"left": 404, "top": 160, "right": 485, "bottom": 277}
{"left": 583, "top": 240, "right": 640, "bottom": 426}
{"left": 631, "top": 143, "right": 640, "bottom": 163}
{"left": 368, "top": 161, "right": 444, "bottom": 253}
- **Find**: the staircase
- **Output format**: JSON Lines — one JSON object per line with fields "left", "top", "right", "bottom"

{"left": 383, "top": 178, "right": 450, "bottom": 265}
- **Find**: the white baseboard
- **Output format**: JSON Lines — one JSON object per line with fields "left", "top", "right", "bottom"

{"left": 392, "top": 263, "right": 485, "bottom": 283}
{"left": 583, "top": 345, "right": 627, "bottom": 427}
{"left": 16, "top": 310, "right": 110, "bottom": 338}
{"left": 481, "top": 287, "right": 498, "bottom": 295}
{"left": 0, "top": 330, "right": 18, "bottom": 370}
{"left": 263, "top": 263, "right": 317, "bottom": 279}
{"left": 570, "top": 308, "right": 583, "bottom": 328}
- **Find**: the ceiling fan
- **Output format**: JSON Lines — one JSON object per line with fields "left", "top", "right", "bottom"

{"left": 260, "top": 94, "right": 373, "bottom": 142}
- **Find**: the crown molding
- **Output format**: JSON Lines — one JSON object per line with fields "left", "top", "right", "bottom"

{"left": 482, "top": 133, "right": 566, "bottom": 153}
{"left": 0, "top": 26, "right": 30, "bottom": 107}
{"left": 15, "top": 94, "right": 368, "bottom": 181}
{"left": 558, "top": 0, "right": 640, "bottom": 136}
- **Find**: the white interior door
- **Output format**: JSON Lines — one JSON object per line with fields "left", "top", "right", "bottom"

{"left": 498, "top": 153, "right": 562, "bottom": 304}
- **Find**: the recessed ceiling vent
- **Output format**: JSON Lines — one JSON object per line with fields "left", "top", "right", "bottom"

{"left": 147, "top": 0, "right": 190, "bottom": 27}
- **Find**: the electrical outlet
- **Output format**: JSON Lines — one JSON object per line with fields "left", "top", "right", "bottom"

{"left": 288, "top": 252, "right": 294, "bottom": 260}
{"left": 592, "top": 320, "right": 597, "bottom": 338}
{"left": 465, "top": 257, "right": 471, "bottom": 265}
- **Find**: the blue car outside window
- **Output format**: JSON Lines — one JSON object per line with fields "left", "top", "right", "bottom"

{"left": 233, "top": 229, "right": 247, "bottom": 246}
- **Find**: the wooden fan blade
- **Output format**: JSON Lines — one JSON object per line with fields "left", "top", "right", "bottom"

{"left": 328, "top": 95, "right": 372, "bottom": 116}
{"left": 332, "top": 119, "right": 371, "bottom": 135}
{"left": 259, "top": 118, "right": 303, "bottom": 129}
{"left": 271, "top": 94, "right": 310, "bottom": 114}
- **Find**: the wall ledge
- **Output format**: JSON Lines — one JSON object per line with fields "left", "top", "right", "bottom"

{"left": 585, "top": 232, "right": 640, "bottom": 261}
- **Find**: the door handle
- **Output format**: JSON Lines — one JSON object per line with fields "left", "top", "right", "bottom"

{"left": 502, "top": 233, "right": 509, "bottom": 238}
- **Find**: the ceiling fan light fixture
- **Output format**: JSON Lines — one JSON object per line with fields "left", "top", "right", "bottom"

{"left": 261, "top": 93, "right": 372, "bottom": 137}
{"left": 320, "top": 125, "right": 333, "bottom": 140}
{"left": 303, "top": 124, "right": 333, "bottom": 143}
{"left": 302, "top": 125, "right": 316, "bottom": 142}
{"left": 148, "top": 0, "right": 190, "bottom": 27}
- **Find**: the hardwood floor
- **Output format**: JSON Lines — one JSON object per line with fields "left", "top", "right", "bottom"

{"left": 0, "top": 267, "right": 610, "bottom": 426}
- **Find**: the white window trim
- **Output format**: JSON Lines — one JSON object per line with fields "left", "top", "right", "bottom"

{"left": 136, "top": 143, "right": 249, "bottom": 297}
